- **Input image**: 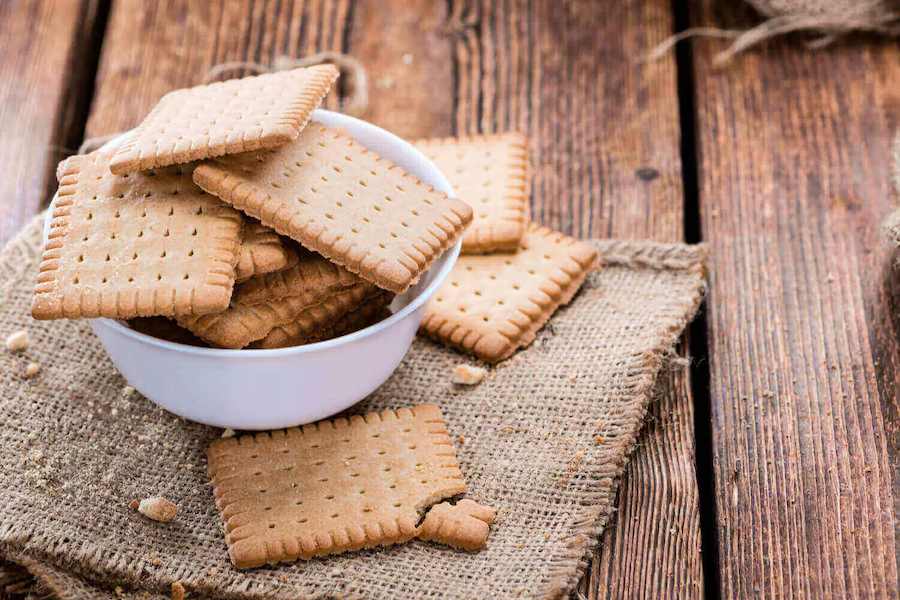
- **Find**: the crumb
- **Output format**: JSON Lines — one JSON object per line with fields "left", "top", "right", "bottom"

{"left": 6, "top": 330, "right": 28, "bottom": 352}
{"left": 129, "top": 499, "right": 140, "bottom": 510}
{"left": 401, "top": 53, "right": 413, "bottom": 65}
{"left": 171, "top": 581, "right": 186, "bottom": 600}
{"left": 457, "top": 435, "right": 465, "bottom": 445}
{"left": 221, "top": 428, "right": 236, "bottom": 438}
{"left": 111, "top": 407, "right": 119, "bottom": 417}
{"left": 122, "top": 385, "right": 136, "bottom": 398}
{"left": 452, "top": 364, "right": 487, "bottom": 385}
{"left": 148, "top": 554, "right": 162, "bottom": 567}
{"left": 594, "top": 435, "right": 604, "bottom": 445}
{"left": 137, "top": 497, "right": 178, "bottom": 522}
{"left": 114, "top": 586, "right": 124, "bottom": 597}
{"left": 23, "top": 362, "right": 40, "bottom": 379}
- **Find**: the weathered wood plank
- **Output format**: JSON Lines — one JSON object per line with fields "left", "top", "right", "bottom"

{"left": 348, "top": 0, "right": 453, "bottom": 140}
{"left": 0, "top": 0, "right": 103, "bottom": 244}
{"left": 691, "top": 1, "right": 900, "bottom": 597}
{"left": 581, "top": 359, "right": 704, "bottom": 599}
{"left": 85, "top": 0, "right": 352, "bottom": 138}
{"left": 435, "top": 1, "right": 703, "bottom": 597}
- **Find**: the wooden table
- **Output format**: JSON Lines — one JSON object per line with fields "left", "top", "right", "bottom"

{"left": 1, "top": 1, "right": 897, "bottom": 597}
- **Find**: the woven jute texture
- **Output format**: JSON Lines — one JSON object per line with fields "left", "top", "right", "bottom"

{"left": 0, "top": 214, "right": 706, "bottom": 600}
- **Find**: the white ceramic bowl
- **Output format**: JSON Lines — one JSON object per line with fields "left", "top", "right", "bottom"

{"left": 45, "top": 110, "right": 458, "bottom": 430}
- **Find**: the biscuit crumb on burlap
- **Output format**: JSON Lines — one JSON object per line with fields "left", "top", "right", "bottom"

{"left": 135, "top": 497, "right": 178, "bottom": 523}
{"left": 452, "top": 364, "right": 487, "bottom": 385}
{"left": 5, "top": 330, "right": 28, "bottom": 352}
{"left": 417, "top": 499, "right": 497, "bottom": 551}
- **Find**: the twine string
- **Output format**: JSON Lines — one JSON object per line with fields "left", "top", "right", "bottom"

{"left": 646, "top": 3, "right": 899, "bottom": 65}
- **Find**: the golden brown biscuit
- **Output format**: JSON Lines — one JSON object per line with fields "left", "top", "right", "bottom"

{"left": 207, "top": 404, "right": 467, "bottom": 568}
{"left": 32, "top": 154, "right": 242, "bottom": 320}
{"left": 420, "top": 224, "right": 600, "bottom": 362}
{"left": 109, "top": 66, "right": 338, "bottom": 174}
{"left": 416, "top": 133, "right": 529, "bottom": 253}
{"left": 193, "top": 124, "right": 473, "bottom": 294}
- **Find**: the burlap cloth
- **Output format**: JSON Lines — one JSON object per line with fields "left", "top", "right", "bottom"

{"left": 0, "top": 214, "right": 706, "bottom": 600}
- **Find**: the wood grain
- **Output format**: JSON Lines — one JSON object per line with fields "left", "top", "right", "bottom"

{"left": 85, "top": 0, "right": 352, "bottom": 138}
{"left": 579, "top": 357, "right": 704, "bottom": 599}
{"left": 349, "top": 0, "right": 453, "bottom": 139}
{"left": 692, "top": 1, "right": 900, "bottom": 597}
{"left": 436, "top": 1, "right": 704, "bottom": 597}
{"left": 0, "top": 0, "right": 102, "bottom": 245}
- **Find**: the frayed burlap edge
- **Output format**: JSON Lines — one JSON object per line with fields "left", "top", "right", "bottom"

{"left": 537, "top": 241, "right": 707, "bottom": 600}
{"left": 0, "top": 213, "right": 708, "bottom": 600}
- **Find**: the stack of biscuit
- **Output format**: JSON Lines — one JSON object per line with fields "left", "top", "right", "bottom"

{"left": 414, "top": 134, "right": 601, "bottom": 363}
{"left": 31, "top": 66, "right": 473, "bottom": 349}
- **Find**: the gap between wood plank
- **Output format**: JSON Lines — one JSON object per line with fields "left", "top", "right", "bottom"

{"left": 49, "top": 0, "right": 111, "bottom": 193}
{"left": 672, "top": 1, "right": 721, "bottom": 599}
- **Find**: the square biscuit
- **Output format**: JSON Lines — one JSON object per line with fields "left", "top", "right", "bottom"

{"left": 252, "top": 291, "right": 392, "bottom": 349}
{"left": 236, "top": 222, "right": 299, "bottom": 282}
{"left": 415, "top": 133, "right": 529, "bottom": 254}
{"left": 193, "top": 124, "right": 474, "bottom": 294}
{"left": 207, "top": 404, "right": 467, "bottom": 568}
{"left": 233, "top": 253, "right": 361, "bottom": 306}
{"left": 178, "top": 257, "right": 371, "bottom": 349}
{"left": 420, "top": 224, "right": 600, "bottom": 363}
{"left": 109, "top": 65, "right": 339, "bottom": 174}
{"left": 32, "top": 153, "right": 243, "bottom": 320}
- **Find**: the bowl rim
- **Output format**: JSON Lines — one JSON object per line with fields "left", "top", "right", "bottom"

{"left": 84, "top": 109, "right": 459, "bottom": 357}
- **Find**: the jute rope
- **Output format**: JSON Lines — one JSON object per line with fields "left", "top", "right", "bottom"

{"left": 649, "top": 0, "right": 899, "bottom": 65}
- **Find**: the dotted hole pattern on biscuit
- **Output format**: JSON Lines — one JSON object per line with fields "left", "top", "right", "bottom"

{"left": 33, "top": 153, "right": 243, "bottom": 319}
{"left": 207, "top": 406, "right": 467, "bottom": 566}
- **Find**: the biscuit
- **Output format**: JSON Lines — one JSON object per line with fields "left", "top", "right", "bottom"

{"left": 417, "top": 499, "right": 496, "bottom": 551}
{"left": 236, "top": 222, "right": 299, "bottom": 282}
{"left": 420, "top": 224, "right": 600, "bottom": 363}
{"left": 206, "top": 404, "right": 467, "bottom": 568}
{"left": 109, "top": 66, "right": 339, "bottom": 174}
{"left": 32, "top": 154, "right": 243, "bottom": 320}
{"left": 179, "top": 282, "right": 373, "bottom": 349}
{"left": 193, "top": 124, "right": 473, "bottom": 294}
{"left": 233, "top": 253, "right": 360, "bottom": 306}
{"left": 252, "top": 291, "right": 392, "bottom": 349}
{"left": 415, "top": 133, "right": 529, "bottom": 253}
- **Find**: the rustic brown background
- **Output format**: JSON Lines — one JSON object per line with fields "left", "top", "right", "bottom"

{"left": 0, "top": 0, "right": 897, "bottom": 598}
